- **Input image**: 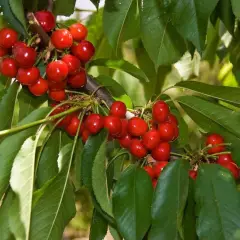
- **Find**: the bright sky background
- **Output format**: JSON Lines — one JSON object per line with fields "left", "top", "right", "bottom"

{"left": 75, "top": 0, "right": 105, "bottom": 10}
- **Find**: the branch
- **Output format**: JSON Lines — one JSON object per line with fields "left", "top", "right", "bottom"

{"left": 47, "top": 0, "right": 54, "bottom": 12}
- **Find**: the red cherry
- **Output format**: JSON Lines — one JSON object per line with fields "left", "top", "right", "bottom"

{"left": 219, "top": 162, "right": 239, "bottom": 179}
{"left": 152, "top": 179, "right": 158, "bottom": 188}
{"left": 206, "top": 133, "right": 225, "bottom": 154}
{"left": 119, "top": 134, "right": 132, "bottom": 149}
{"left": 12, "top": 41, "right": 27, "bottom": 55}
{"left": 67, "top": 70, "right": 86, "bottom": 88}
{"left": 217, "top": 154, "right": 234, "bottom": 164}
{"left": 127, "top": 117, "right": 148, "bottom": 137}
{"left": 58, "top": 115, "right": 73, "bottom": 129}
{"left": 142, "top": 129, "right": 161, "bottom": 150}
{"left": 167, "top": 114, "right": 178, "bottom": 125}
{"left": 154, "top": 161, "right": 168, "bottom": 177}
{"left": 85, "top": 114, "right": 104, "bottom": 135}
{"left": 129, "top": 139, "right": 147, "bottom": 158}
{"left": 50, "top": 104, "right": 72, "bottom": 128}
{"left": 82, "top": 129, "right": 90, "bottom": 143}
{"left": 0, "top": 47, "right": 8, "bottom": 57}
{"left": 62, "top": 54, "right": 81, "bottom": 75}
{"left": 46, "top": 60, "right": 69, "bottom": 82}
{"left": 158, "top": 122, "right": 175, "bottom": 142}
{"left": 48, "top": 89, "right": 66, "bottom": 101}
{"left": 104, "top": 116, "right": 122, "bottom": 136}
{"left": 110, "top": 101, "right": 127, "bottom": 118}
{"left": 149, "top": 120, "right": 158, "bottom": 130}
{"left": 189, "top": 170, "right": 198, "bottom": 180}
{"left": 69, "top": 23, "right": 88, "bottom": 41}
{"left": 14, "top": 46, "right": 37, "bottom": 68}
{"left": 0, "top": 28, "right": 18, "bottom": 49}
{"left": 28, "top": 78, "right": 48, "bottom": 96}
{"left": 117, "top": 119, "right": 128, "bottom": 138}
{"left": 51, "top": 29, "right": 73, "bottom": 49}
{"left": 71, "top": 40, "right": 95, "bottom": 62}
{"left": 34, "top": 11, "right": 56, "bottom": 32}
{"left": 152, "top": 100, "right": 169, "bottom": 123}
{"left": 65, "top": 115, "right": 81, "bottom": 136}
{"left": 151, "top": 142, "right": 170, "bottom": 162}
{"left": 0, "top": 58, "right": 18, "bottom": 77}
{"left": 144, "top": 166, "right": 155, "bottom": 179}
{"left": 17, "top": 67, "right": 40, "bottom": 86}
{"left": 48, "top": 80, "right": 67, "bottom": 91}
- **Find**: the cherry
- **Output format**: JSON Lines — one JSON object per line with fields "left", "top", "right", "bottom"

{"left": 16, "top": 67, "right": 40, "bottom": 86}
{"left": 144, "top": 166, "right": 155, "bottom": 179}
{"left": 82, "top": 129, "right": 90, "bottom": 143}
{"left": 152, "top": 179, "right": 158, "bottom": 188}
{"left": 85, "top": 114, "right": 104, "bottom": 135}
{"left": 69, "top": 23, "right": 88, "bottom": 41}
{"left": 219, "top": 162, "right": 239, "bottom": 179}
{"left": 217, "top": 154, "right": 234, "bottom": 165}
{"left": 14, "top": 46, "right": 37, "bottom": 68}
{"left": 0, "top": 47, "right": 8, "bottom": 57}
{"left": 151, "top": 142, "right": 170, "bottom": 162}
{"left": 142, "top": 129, "right": 161, "bottom": 150}
{"left": 154, "top": 161, "right": 168, "bottom": 177}
{"left": 62, "top": 54, "right": 81, "bottom": 75}
{"left": 152, "top": 100, "right": 169, "bottom": 123}
{"left": 51, "top": 29, "right": 73, "bottom": 49}
{"left": 158, "top": 122, "right": 175, "bottom": 142}
{"left": 0, "top": 58, "right": 18, "bottom": 77}
{"left": 48, "top": 89, "right": 66, "bottom": 101}
{"left": 127, "top": 117, "right": 148, "bottom": 137}
{"left": 206, "top": 133, "right": 225, "bottom": 154}
{"left": 110, "top": 101, "right": 127, "bottom": 119}
{"left": 48, "top": 80, "right": 67, "bottom": 91}
{"left": 67, "top": 70, "right": 86, "bottom": 88}
{"left": 50, "top": 104, "right": 72, "bottom": 128}
{"left": 46, "top": 60, "right": 68, "bottom": 82}
{"left": 58, "top": 115, "right": 73, "bottom": 129}
{"left": 34, "top": 10, "right": 56, "bottom": 32}
{"left": 71, "top": 40, "right": 95, "bottom": 62}
{"left": 0, "top": 28, "right": 18, "bottom": 49}
{"left": 119, "top": 134, "right": 132, "bottom": 149}
{"left": 167, "top": 114, "right": 178, "bottom": 125}
{"left": 12, "top": 41, "right": 27, "bottom": 56}
{"left": 104, "top": 116, "right": 122, "bottom": 136}
{"left": 129, "top": 139, "right": 147, "bottom": 158}
{"left": 65, "top": 115, "right": 81, "bottom": 136}
{"left": 28, "top": 78, "right": 48, "bottom": 96}
{"left": 117, "top": 119, "right": 128, "bottom": 138}
{"left": 189, "top": 170, "right": 198, "bottom": 180}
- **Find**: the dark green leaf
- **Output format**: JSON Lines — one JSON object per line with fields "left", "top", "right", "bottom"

{"left": 23, "top": 0, "right": 38, "bottom": 11}
{"left": 90, "top": 0, "right": 100, "bottom": 9}
{"left": 109, "top": 226, "right": 122, "bottom": 240}
{"left": 149, "top": 160, "right": 189, "bottom": 240}
{"left": 113, "top": 165, "right": 153, "bottom": 240}
{"left": 74, "top": 140, "right": 83, "bottom": 190}
{"left": 53, "top": 0, "right": 76, "bottom": 16}
{"left": 231, "top": 0, "right": 240, "bottom": 18}
{"left": 195, "top": 164, "right": 240, "bottom": 240}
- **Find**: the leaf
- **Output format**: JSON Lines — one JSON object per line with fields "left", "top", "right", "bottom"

{"left": 0, "top": 82, "right": 19, "bottom": 130}
{"left": 109, "top": 226, "right": 122, "bottom": 240}
{"left": 112, "top": 165, "right": 153, "bottom": 240}
{"left": 0, "top": 107, "right": 50, "bottom": 199}
{"left": 140, "top": 0, "right": 186, "bottom": 68}
{"left": 149, "top": 160, "right": 189, "bottom": 240}
{"left": 195, "top": 164, "right": 240, "bottom": 240}
{"left": 74, "top": 140, "right": 83, "bottom": 190}
{"left": 53, "top": 0, "right": 76, "bottom": 16}
{"left": 90, "top": 0, "right": 100, "bottom": 9}
{"left": 23, "top": 0, "right": 38, "bottom": 11}
{"left": 89, "top": 58, "right": 148, "bottom": 82}
{"left": 231, "top": 0, "right": 240, "bottom": 18}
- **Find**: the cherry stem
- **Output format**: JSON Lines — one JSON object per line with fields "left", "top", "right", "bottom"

{"left": 170, "top": 152, "right": 189, "bottom": 159}
{"left": 207, "top": 151, "right": 232, "bottom": 157}
{"left": 107, "top": 151, "right": 129, "bottom": 169}
{"left": 202, "top": 143, "right": 232, "bottom": 153}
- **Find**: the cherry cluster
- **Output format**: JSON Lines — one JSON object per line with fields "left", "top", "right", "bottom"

{"left": 0, "top": 10, "right": 95, "bottom": 100}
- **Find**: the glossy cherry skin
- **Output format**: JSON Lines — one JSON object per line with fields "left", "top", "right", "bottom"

{"left": 46, "top": 60, "right": 69, "bottom": 82}
{"left": 71, "top": 40, "right": 95, "bottom": 62}
{"left": 65, "top": 115, "right": 81, "bottom": 136}
{"left": 119, "top": 134, "right": 132, "bottom": 149}
{"left": 85, "top": 114, "right": 104, "bottom": 135}
{"left": 62, "top": 54, "right": 81, "bottom": 75}
{"left": 28, "top": 78, "right": 48, "bottom": 96}
{"left": 142, "top": 129, "right": 161, "bottom": 150}
{"left": 48, "top": 80, "right": 67, "bottom": 91}
{"left": 167, "top": 114, "right": 178, "bottom": 125}
{"left": 151, "top": 142, "right": 170, "bottom": 162}
{"left": 50, "top": 104, "right": 72, "bottom": 128}
{"left": 34, "top": 11, "right": 56, "bottom": 32}
{"left": 0, "top": 58, "right": 18, "bottom": 77}
{"left": 219, "top": 162, "right": 239, "bottom": 179}
{"left": 158, "top": 122, "right": 175, "bottom": 142}
{"left": 51, "top": 29, "right": 73, "bottom": 49}
{"left": 0, "top": 28, "right": 18, "bottom": 48}
{"left": 0, "top": 47, "right": 8, "bottom": 57}
{"left": 217, "top": 154, "right": 234, "bottom": 165}
{"left": 117, "top": 119, "right": 128, "bottom": 138}
{"left": 82, "top": 129, "right": 90, "bottom": 143}
{"left": 154, "top": 161, "right": 168, "bottom": 177}
{"left": 189, "top": 170, "right": 198, "bottom": 180}
{"left": 104, "top": 116, "right": 122, "bottom": 137}
{"left": 14, "top": 46, "right": 37, "bottom": 68}
{"left": 48, "top": 89, "right": 66, "bottom": 101}
{"left": 206, "top": 133, "right": 225, "bottom": 154}
{"left": 12, "top": 41, "right": 27, "bottom": 55}
{"left": 144, "top": 166, "right": 155, "bottom": 179}
{"left": 129, "top": 139, "right": 147, "bottom": 159}
{"left": 67, "top": 70, "right": 86, "bottom": 88}
{"left": 69, "top": 23, "right": 88, "bottom": 41}
{"left": 110, "top": 101, "right": 127, "bottom": 119}
{"left": 16, "top": 67, "right": 40, "bottom": 86}
{"left": 152, "top": 100, "right": 169, "bottom": 123}
{"left": 127, "top": 117, "right": 148, "bottom": 137}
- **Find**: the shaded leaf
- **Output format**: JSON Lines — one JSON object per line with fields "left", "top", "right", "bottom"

{"left": 74, "top": 140, "right": 83, "bottom": 190}
{"left": 231, "top": 0, "right": 240, "bottom": 18}
{"left": 90, "top": 0, "right": 100, "bottom": 9}
{"left": 53, "top": 0, "right": 76, "bottom": 16}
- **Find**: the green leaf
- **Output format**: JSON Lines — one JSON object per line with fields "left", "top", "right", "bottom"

{"left": 0, "top": 107, "right": 50, "bottom": 199}
{"left": 140, "top": 0, "right": 186, "bottom": 68}
{"left": 149, "top": 160, "right": 189, "bottom": 240}
{"left": 231, "top": 0, "right": 240, "bottom": 18}
{"left": 53, "top": 0, "right": 76, "bottom": 16}
{"left": 23, "top": 0, "right": 38, "bottom": 11}
{"left": 90, "top": 0, "right": 100, "bottom": 9}
{"left": 103, "top": 0, "right": 140, "bottom": 51}
{"left": 0, "top": 82, "right": 19, "bottom": 130}
{"left": 112, "top": 165, "right": 153, "bottom": 240}
{"left": 195, "top": 164, "right": 240, "bottom": 240}
{"left": 89, "top": 58, "right": 148, "bottom": 82}
{"left": 74, "top": 140, "right": 83, "bottom": 190}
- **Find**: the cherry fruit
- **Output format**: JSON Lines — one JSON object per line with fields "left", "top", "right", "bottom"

{"left": 48, "top": 89, "right": 66, "bottom": 101}
{"left": 71, "top": 40, "right": 95, "bottom": 62}
{"left": 34, "top": 10, "right": 56, "bottom": 32}
{"left": 67, "top": 70, "right": 86, "bottom": 88}
{"left": 151, "top": 142, "right": 170, "bottom": 162}
{"left": 206, "top": 133, "right": 225, "bottom": 154}
{"left": 129, "top": 139, "right": 147, "bottom": 158}
{"left": 85, "top": 114, "right": 104, "bottom": 135}
{"left": 154, "top": 161, "right": 168, "bottom": 177}
{"left": 0, "top": 47, "right": 8, "bottom": 57}
{"left": 219, "top": 162, "right": 239, "bottom": 179}
{"left": 0, "top": 28, "right": 18, "bottom": 49}
{"left": 17, "top": 67, "right": 40, "bottom": 85}
{"left": 110, "top": 101, "right": 127, "bottom": 119}
{"left": 104, "top": 116, "right": 122, "bottom": 136}
{"left": 119, "top": 134, "right": 132, "bottom": 149}
{"left": 65, "top": 115, "right": 81, "bottom": 136}
{"left": 142, "top": 129, "right": 161, "bottom": 150}
{"left": 0, "top": 58, "right": 18, "bottom": 77}
{"left": 62, "top": 54, "right": 81, "bottom": 75}
{"left": 144, "top": 166, "right": 155, "bottom": 179}
{"left": 46, "top": 60, "right": 68, "bottom": 82}
{"left": 158, "top": 122, "right": 175, "bottom": 142}
{"left": 217, "top": 154, "right": 233, "bottom": 165}
{"left": 189, "top": 170, "right": 198, "bottom": 180}
{"left": 69, "top": 23, "right": 88, "bottom": 41}
{"left": 51, "top": 29, "right": 73, "bottom": 49}
{"left": 152, "top": 100, "right": 169, "bottom": 123}
{"left": 127, "top": 117, "right": 148, "bottom": 137}
{"left": 14, "top": 46, "right": 37, "bottom": 68}
{"left": 28, "top": 78, "right": 48, "bottom": 96}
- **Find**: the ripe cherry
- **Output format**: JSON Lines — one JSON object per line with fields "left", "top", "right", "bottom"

{"left": 65, "top": 115, "right": 81, "bottom": 136}
{"left": 152, "top": 179, "right": 158, "bottom": 188}
{"left": 154, "top": 161, "right": 168, "bottom": 177}
{"left": 167, "top": 114, "right": 178, "bottom": 125}
{"left": 85, "top": 114, "right": 104, "bottom": 135}
{"left": 217, "top": 154, "right": 233, "bottom": 165}
{"left": 189, "top": 170, "right": 198, "bottom": 180}
{"left": 0, "top": 28, "right": 18, "bottom": 48}
{"left": 127, "top": 117, "right": 148, "bottom": 137}
{"left": 48, "top": 89, "right": 66, "bottom": 101}
{"left": 67, "top": 70, "right": 86, "bottom": 88}
{"left": 14, "top": 46, "right": 37, "bottom": 68}
{"left": 158, "top": 122, "right": 175, "bottom": 142}
{"left": 82, "top": 129, "right": 90, "bottom": 143}
{"left": 50, "top": 104, "right": 72, "bottom": 128}
{"left": 0, "top": 58, "right": 18, "bottom": 77}
{"left": 34, "top": 11, "right": 56, "bottom": 32}
{"left": 119, "top": 134, "right": 132, "bottom": 149}
{"left": 28, "top": 78, "right": 48, "bottom": 96}
{"left": 16, "top": 67, "right": 40, "bottom": 86}
{"left": 48, "top": 80, "right": 67, "bottom": 91}
{"left": 62, "top": 54, "right": 81, "bottom": 75}
{"left": 219, "top": 162, "right": 239, "bottom": 179}
{"left": 151, "top": 142, "right": 170, "bottom": 162}
{"left": 129, "top": 139, "right": 147, "bottom": 158}
{"left": 12, "top": 41, "right": 27, "bottom": 56}
{"left": 206, "top": 133, "right": 225, "bottom": 154}
{"left": 144, "top": 166, "right": 155, "bottom": 179}
{"left": 104, "top": 116, "right": 122, "bottom": 136}
{"left": 0, "top": 47, "right": 8, "bottom": 57}
{"left": 152, "top": 100, "right": 169, "bottom": 123}
{"left": 110, "top": 101, "right": 127, "bottom": 119}
{"left": 69, "top": 23, "right": 88, "bottom": 41}
{"left": 117, "top": 119, "right": 128, "bottom": 138}
{"left": 51, "top": 29, "right": 73, "bottom": 49}
{"left": 46, "top": 60, "right": 68, "bottom": 82}
{"left": 71, "top": 40, "right": 95, "bottom": 62}
{"left": 142, "top": 129, "right": 161, "bottom": 150}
